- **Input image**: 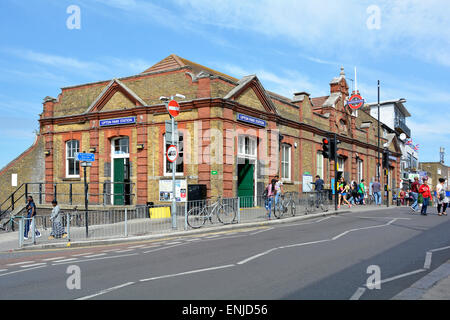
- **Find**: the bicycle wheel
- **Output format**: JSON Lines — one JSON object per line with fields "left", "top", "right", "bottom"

{"left": 217, "top": 204, "right": 236, "bottom": 224}
{"left": 290, "top": 201, "right": 297, "bottom": 216}
{"left": 187, "top": 207, "right": 207, "bottom": 229}
{"left": 273, "top": 202, "right": 283, "bottom": 219}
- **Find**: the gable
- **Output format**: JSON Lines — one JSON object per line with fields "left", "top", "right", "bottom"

{"left": 84, "top": 79, "right": 146, "bottom": 114}
{"left": 236, "top": 87, "right": 266, "bottom": 112}
{"left": 101, "top": 91, "right": 137, "bottom": 112}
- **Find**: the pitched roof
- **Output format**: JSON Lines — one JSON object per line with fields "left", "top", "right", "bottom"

{"left": 142, "top": 54, "right": 239, "bottom": 83}
{"left": 311, "top": 96, "right": 329, "bottom": 107}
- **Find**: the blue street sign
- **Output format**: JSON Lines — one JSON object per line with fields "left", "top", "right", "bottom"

{"left": 237, "top": 113, "right": 267, "bottom": 127}
{"left": 76, "top": 152, "right": 95, "bottom": 162}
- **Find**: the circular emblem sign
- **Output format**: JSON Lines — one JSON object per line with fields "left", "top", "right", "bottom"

{"left": 166, "top": 145, "right": 178, "bottom": 163}
{"left": 348, "top": 94, "right": 364, "bottom": 110}
{"left": 167, "top": 100, "right": 180, "bottom": 117}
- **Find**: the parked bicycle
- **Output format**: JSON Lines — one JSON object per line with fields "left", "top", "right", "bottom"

{"left": 305, "top": 191, "right": 329, "bottom": 214}
{"left": 187, "top": 196, "right": 236, "bottom": 229}
{"left": 273, "top": 192, "right": 297, "bottom": 219}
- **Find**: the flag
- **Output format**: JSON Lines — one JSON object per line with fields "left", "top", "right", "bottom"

{"left": 414, "top": 144, "right": 419, "bottom": 151}
{"left": 406, "top": 139, "right": 412, "bottom": 145}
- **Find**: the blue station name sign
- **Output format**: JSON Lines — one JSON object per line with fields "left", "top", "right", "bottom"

{"left": 99, "top": 116, "right": 136, "bottom": 127}
{"left": 237, "top": 113, "right": 267, "bottom": 127}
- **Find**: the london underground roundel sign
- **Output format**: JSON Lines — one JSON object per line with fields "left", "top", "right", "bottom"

{"left": 348, "top": 93, "right": 364, "bottom": 110}
{"left": 167, "top": 100, "right": 180, "bottom": 117}
{"left": 166, "top": 145, "right": 178, "bottom": 163}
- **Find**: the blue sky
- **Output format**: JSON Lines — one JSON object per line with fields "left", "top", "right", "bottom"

{"left": 0, "top": 0, "right": 449, "bottom": 169}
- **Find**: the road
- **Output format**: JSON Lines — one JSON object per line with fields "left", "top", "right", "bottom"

{"left": 1, "top": 206, "right": 449, "bottom": 300}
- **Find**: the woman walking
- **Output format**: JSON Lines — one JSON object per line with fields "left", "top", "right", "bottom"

{"left": 436, "top": 178, "right": 448, "bottom": 216}
{"left": 419, "top": 178, "right": 432, "bottom": 216}
{"left": 48, "top": 200, "right": 67, "bottom": 239}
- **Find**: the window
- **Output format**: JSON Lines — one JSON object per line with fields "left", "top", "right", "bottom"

{"left": 113, "top": 137, "right": 129, "bottom": 155}
{"left": 66, "top": 140, "right": 80, "bottom": 177}
{"left": 316, "top": 152, "right": 324, "bottom": 178}
{"left": 238, "top": 136, "right": 256, "bottom": 157}
{"left": 357, "top": 159, "right": 363, "bottom": 182}
{"left": 337, "top": 157, "right": 345, "bottom": 172}
{"left": 164, "top": 132, "right": 184, "bottom": 175}
{"left": 281, "top": 144, "right": 291, "bottom": 181}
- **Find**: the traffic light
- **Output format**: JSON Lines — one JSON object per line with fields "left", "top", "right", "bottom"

{"left": 330, "top": 138, "right": 341, "bottom": 159}
{"left": 322, "top": 138, "right": 330, "bottom": 158}
{"left": 382, "top": 149, "right": 390, "bottom": 169}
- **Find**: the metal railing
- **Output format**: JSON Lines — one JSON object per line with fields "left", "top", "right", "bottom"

{"left": 16, "top": 191, "right": 379, "bottom": 247}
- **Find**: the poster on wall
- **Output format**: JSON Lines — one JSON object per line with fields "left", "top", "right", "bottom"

{"left": 302, "top": 174, "right": 314, "bottom": 193}
{"left": 159, "top": 179, "right": 187, "bottom": 202}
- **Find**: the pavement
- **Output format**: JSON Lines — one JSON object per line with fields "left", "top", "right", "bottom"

{"left": 1, "top": 203, "right": 449, "bottom": 300}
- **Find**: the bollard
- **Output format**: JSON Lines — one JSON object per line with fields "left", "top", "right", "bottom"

{"left": 124, "top": 208, "right": 128, "bottom": 237}
{"left": 184, "top": 202, "right": 188, "bottom": 231}
{"left": 66, "top": 212, "right": 71, "bottom": 242}
{"left": 18, "top": 218, "right": 23, "bottom": 248}
{"left": 32, "top": 216, "right": 36, "bottom": 245}
{"left": 237, "top": 198, "right": 240, "bottom": 223}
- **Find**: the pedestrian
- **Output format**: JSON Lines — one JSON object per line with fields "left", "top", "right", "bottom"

{"left": 372, "top": 178, "right": 382, "bottom": 205}
{"left": 264, "top": 179, "right": 276, "bottom": 219}
{"left": 313, "top": 175, "right": 325, "bottom": 207}
{"left": 48, "top": 200, "right": 67, "bottom": 239}
{"left": 337, "top": 177, "right": 344, "bottom": 209}
{"left": 399, "top": 189, "right": 406, "bottom": 206}
{"left": 358, "top": 179, "right": 366, "bottom": 205}
{"left": 436, "top": 178, "right": 448, "bottom": 216}
{"left": 419, "top": 178, "right": 432, "bottom": 216}
{"left": 338, "top": 179, "right": 352, "bottom": 209}
{"left": 274, "top": 175, "right": 283, "bottom": 212}
{"left": 24, "top": 196, "right": 41, "bottom": 240}
{"left": 410, "top": 177, "right": 420, "bottom": 212}
{"left": 349, "top": 181, "right": 357, "bottom": 205}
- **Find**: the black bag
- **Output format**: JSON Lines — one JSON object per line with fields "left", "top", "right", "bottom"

{"left": 262, "top": 186, "right": 269, "bottom": 198}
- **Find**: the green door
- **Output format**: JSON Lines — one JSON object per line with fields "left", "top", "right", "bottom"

{"left": 114, "top": 158, "right": 125, "bottom": 205}
{"left": 238, "top": 159, "right": 254, "bottom": 208}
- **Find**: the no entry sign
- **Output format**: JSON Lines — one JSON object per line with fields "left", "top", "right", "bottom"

{"left": 167, "top": 100, "right": 180, "bottom": 117}
{"left": 347, "top": 93, "right": 364, "bottom": 110}
{"left": 166, "top": 145, "right": 178, "bottom": 163}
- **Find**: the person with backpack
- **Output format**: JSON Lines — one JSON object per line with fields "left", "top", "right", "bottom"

{"left": 48, "top": 200, "right": 68, "bottom": 239}
{"left": 419, "top": 177, "right": 432, "bottom": 216}
{"left": 24, "top": 196, "right": 41, "bottom": 240}
{"left": 436, "top": 178, "right": 448, "bottom": 216}
{"left": 264, "top": 179, "right": 277, "bottom": 220}
{"left": 358, "top": 179, "right": 366, "bottom": 205}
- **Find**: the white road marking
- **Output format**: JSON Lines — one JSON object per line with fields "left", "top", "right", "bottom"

{"left": 52, "top": 253, "right": 138, "bottom": 265}
{"left": 237, "top": 249, "right": 278, "bottom": 265}
{"left": 114, "top": 249, "right": 134, "bottom": 253}
{"left": 332, "top": 231, "right": 350, "bottom": 240}
{"left": 249, "top": 227, "right": 274, "bottom": 235}
{"left": 72, "top": 252, "right": 97, "bottom": 257}
{"left": 41, "top": 256, "right": 66, "bottom": 261}
{"left": 53, "top": 258, "right": 78, "bottom": 263}
{"left": 128, "top": 244, "right": 146, "bottom": 249}
{"left": 83, "top": 253, "right": 107, "bottom": 258}
{"left": 205, "top": 235, "right": 221, "bottom": 238}
{"left": 0, "top": 265, "right": 47, "bottom": 278}
{"left": 424, "top": 252, "right": 433, "bottom": 269}
{"left": 143, "top": 243, "right": 186, "bottom": 254}
{"left": 76, "top": 282, "right": 135, "bottom": 300}
{"left": 7, "top": 261, "right": 36, "bottom": 266}
{"left": 349, "top": 287, "right": 366, "bottom": 300}
{"left": 280, "top": 239, "right": 330, "bottom": 249}
{"left": 371, "top": 269, "right": 426, "bottom": 287}
{"left": 139, "top": 264, "right": 235, "bottom": 282}
{"left": 0, "top": 269, "right": 8, "bottom": 272}
{"left": 429, "top": 245, "right": 450, "bottom": 253}
{"left": 164, "top": 241, "right": 182, "bottom": 245}
{"left": 184, "top": 238, "right": 201, "bottom": 242}
{"left": 102, "top": 249, "right": 121, "bottom": 252}
{"left": 20, "top": 263, "right": 46, "bottom": 268}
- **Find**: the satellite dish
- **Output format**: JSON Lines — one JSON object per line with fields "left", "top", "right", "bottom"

{"left": 399, "top": 133, "right": 407, "bottom": 141}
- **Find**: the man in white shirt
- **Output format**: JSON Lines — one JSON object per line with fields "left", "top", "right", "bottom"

{"left": 274, "top": 175, "right": 283, "bottom": 212}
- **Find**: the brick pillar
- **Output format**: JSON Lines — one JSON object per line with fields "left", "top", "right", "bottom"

{"left": 136, "top": 114, "right": 148, "bottom": 205}
{"left": 89, "top": 122, "right": 100, "bottom": 204}
{"left": 44, "top": 125, "right": 54, "bottom": 203}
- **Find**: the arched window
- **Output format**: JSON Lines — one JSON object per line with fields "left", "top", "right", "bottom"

{"left": 66, "top": 140, "right": 80, "bottom": 177}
